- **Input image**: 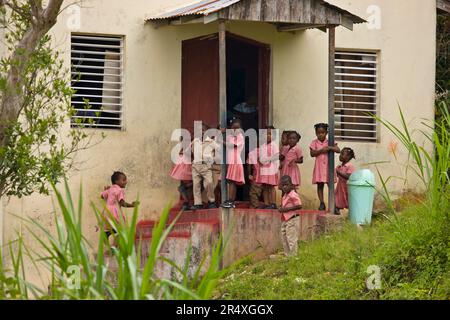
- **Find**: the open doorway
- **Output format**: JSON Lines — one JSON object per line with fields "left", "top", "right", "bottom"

{"left": 227, "top": 37, "right": 259, "bottom": 132}
{"left": 226, "top": 34, "right": 270, "bottom": 201}
{"left": 181, "top": 32, "right": 270, "bottom": 202}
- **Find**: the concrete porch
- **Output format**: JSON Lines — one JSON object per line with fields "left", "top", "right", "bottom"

{"left": 135, "top": 202, "right": 346, "bottom": 278}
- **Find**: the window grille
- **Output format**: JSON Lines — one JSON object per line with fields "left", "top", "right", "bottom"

{"left": 71, "top": 34, "right": 123, "bottom": 129}
{"left": 334, "top": 51, "right": 378, "bottom": 142}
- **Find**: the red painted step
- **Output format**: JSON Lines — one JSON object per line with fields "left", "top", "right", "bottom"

{"left": 168, "top": 208, "right": 220, "bottom": 223}
{"left": 136, "top": 218, "right": 220, "bottom": 240}
{"left": 136, "top": 231, "right": 192, "bottom": 240}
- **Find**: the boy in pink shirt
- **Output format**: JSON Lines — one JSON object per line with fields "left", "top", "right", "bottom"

{"left": 279, "top": 175, "right": 302, "bottom": 256}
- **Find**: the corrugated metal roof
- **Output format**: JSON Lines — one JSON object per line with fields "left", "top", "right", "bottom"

{"left": 146, "top": 0, "right": 365, "bottom": 24}
{"left": 148, "top": 0, "right": 241, "bottom": 20}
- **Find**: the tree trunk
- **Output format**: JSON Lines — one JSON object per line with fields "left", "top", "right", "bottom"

{"left": 0, "top": 0, "right": 64, "bottom": 197}
{"left": 0, "top": 0, "right": 64, "bottom": 146}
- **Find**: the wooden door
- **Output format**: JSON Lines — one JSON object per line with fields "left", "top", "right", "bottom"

{"left": 182, "top": 35, "right": 219, "bottom": 133}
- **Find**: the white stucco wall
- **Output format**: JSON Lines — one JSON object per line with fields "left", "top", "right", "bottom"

{"left": 1, "top": 0, "right": 436, "bottom": 249}
{"left": 272, "top": 0, "right": 437, "bottom": 208}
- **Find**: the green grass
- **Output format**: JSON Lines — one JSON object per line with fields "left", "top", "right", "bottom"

{"left": 215, "top": 204, "right": 449, "bottom": 300}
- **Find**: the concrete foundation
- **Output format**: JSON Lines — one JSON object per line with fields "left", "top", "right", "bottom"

{"left": 134, "top": 204, "right": 346, "bottom": 278}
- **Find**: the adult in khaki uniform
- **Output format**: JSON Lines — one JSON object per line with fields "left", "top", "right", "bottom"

{"left": 191, "top": 133, "right": 221, "bottom": 210}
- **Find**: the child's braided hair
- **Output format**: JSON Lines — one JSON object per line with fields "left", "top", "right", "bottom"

{"left": 341, "top": 147, "right": 356, "bottom": 160}
{"left": 314, "top": 123, "right": 329, "bottom": 132}
{"left": 229, "top": 117, "right": 242, "bottom": 127}
{"left": 289, "top": 130, "right": 302, "bottom": 141}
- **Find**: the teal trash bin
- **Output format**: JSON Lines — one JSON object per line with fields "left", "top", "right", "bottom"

{"left": 348, "top": 169, "right": 376, "bottom": 225}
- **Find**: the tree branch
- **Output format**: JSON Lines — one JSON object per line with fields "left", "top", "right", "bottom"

{"left": 0, "top": 0, "right": 64, "bottom": 145}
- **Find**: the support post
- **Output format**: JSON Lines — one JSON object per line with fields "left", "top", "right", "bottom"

{"left": 219, "top": 20, "right": 228, "bottom": 204}
{"left": 0, "top": 197, "right": 3, "bottom": 250}
{"left": 328, "top": 26, "right": 336, "bottom": 214}
{"left": 218, "top": 20, "right": 228, "bottom": 270}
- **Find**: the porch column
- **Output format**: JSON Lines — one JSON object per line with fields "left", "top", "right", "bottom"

{"left": 219, "top": 20, "right": 228, "bottom": 203}
{"left": 328, "top": 26, "right": 336, "bottom": 214}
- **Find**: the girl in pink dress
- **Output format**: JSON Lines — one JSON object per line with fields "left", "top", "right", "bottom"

{"left": 170, "top": 140, "right": 193, "bottom": 211}
{"left": 100, "top": 171, "right": 139, "bottom": 241}
{"left": 309, "top": 123, "right": 340, "bottom": 211}
{"left": 257, "top": 126, "right": 280, "bottom": 209}
{"left": 335, "top": 147, "right": 356, "bottom": 215}
{"left": 279, "top": 130, "right": 291, "bottom": 170}
{"left": 280, "top": 131, "right": 304, "bottom": 187}
{"left": 223, "top": 118, "right": 245, "bottom": 208}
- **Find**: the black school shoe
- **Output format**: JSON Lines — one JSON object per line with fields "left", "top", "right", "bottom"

{"left": 265, "top": 203, "right": 277, "bottom": 209}
{"left": 318, "top": 202, "right": 326, "bottom": 211}
{"left": 207, "top": 202, "right": 217, "bottom": 209}
{"left": 190, "top": 204, "right": 204, "bottom": 210}
{"left": 181, "top": 202, "right": 190, "bottom": 211}
{"left": 221, "top": 200, "right": 235, "bottom": 208}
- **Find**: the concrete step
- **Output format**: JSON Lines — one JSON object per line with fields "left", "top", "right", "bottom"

{"left": 168, "top": 208, "right": 220, "bottom": 223}
{"left": 137, "top": 219, "right": 221, "bottom": 279}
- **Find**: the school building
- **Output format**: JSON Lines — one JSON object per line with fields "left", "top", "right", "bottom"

{"left": 0, "top": 0, "right": 442, "bottom": 257}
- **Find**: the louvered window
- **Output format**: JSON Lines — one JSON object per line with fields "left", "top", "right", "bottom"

{"left": 334, "top": 51, "right": 378, "bottom": 142}
{"left": 71, "top": 34, "right": 123, "bottom": 129}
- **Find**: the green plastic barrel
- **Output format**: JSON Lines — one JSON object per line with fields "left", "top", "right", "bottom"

{"left": 348, "top": 169, "right": 376, "bottom": 225}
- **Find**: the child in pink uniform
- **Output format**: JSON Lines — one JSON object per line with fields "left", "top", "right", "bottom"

{"left": 170, "top": 139, "right": 193, "bottom": 211}
{"left": 100, "top": 171, "right": 138, "bottom": 241}
{"left": 335, "top": 147, "right": 356, "bottom": 215}
{"left": 279, "top": 175, "right": 302, "bottom": 256}
{"left": 223, "top": 118, "right": 245, "bottom": 208}
{"left": 309, "top": 123, "right": 340, "bottom": 211}
{"left": 280, "top": 131, "right": 303, "bottom": 187}
{"left": 258, "top": 126, "right": 279, "bottom": 209}
{"left": 279, "top": 130, "right": 291, "bottom": 170}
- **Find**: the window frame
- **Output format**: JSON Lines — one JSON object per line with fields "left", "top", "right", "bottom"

{"left": 334, "top": 49, "right": 380, "bottom": 143}
{"left": 70, "top": 33, "right": 125, "bottom": 131}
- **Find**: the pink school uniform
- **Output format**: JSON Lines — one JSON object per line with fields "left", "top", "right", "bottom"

{"left": 170, "top": 154, "right": 192, "bottom": 181}
{"left": 247, "top": 147, "right": 261, "bottom": 184}
{"left": 226, "top": 132, "right": 245, "bottom": 185}
{"left": 281, "top": 190, "right": 302, "bottom": 221}
{"left": 101, "top": 184, "right": 126, "bottom": 228}
{"left": 335, "top": 162, "right": 356, "bottom": 209}
{"left": 280, "top": 145, "right": 303, "bottom": 187}
{"left": 280, "top": 145, "right": 289, "bottom": 168}
{"left": 310, "top": 138, "right": 336, "bottom": 184}
{"left": 257, "top": 141, "right": 279, "bottom": 186}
